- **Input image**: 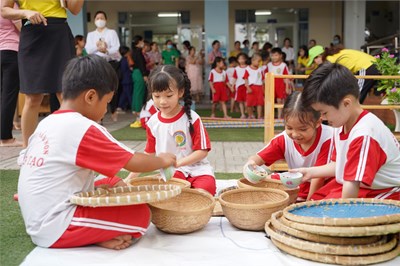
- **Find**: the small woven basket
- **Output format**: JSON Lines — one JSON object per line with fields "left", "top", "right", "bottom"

{"left": 127, "top": 175, "right": 191, "bottom": 189}
{"left": 237, "top": 178, "right": 298, "bottom": 204}
{"left": 148, "top": 188, "right": 215, "bottom": 234}
{"left": 218, "top": 188, "right": 289, "bottom": 231}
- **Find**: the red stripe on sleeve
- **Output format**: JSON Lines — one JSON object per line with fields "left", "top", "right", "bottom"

{"left": 149, "top": 106, "right": 157, "bottom": 115}
{"left": 76, "top": 126, "right": 134, "bottom": 177}
{"left": 208, "top": 72, "right": 214, "bottom": 82}
{"left": 314, "top": 139, "right": 332, "bottom": 166}
{"left": 145, "top": 126, "right": 156, "bottom": 153}
{"left": 233, "top": 70, "right": 238, "bottom": 79}
{"left": 257, "top": 134, "right": 285, "bottom": 166}
{"left": 343, "top": 136, "right": 387, "bottom": 186}
{"left": 191, "top": 119, "right": 211, "bottom": 151}
{"left": 243, "top": 70, "right": 249, "bottom": 80}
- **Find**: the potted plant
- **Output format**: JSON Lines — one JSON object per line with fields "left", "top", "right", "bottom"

{"left": 373, "top": 48, "right": 400, "bottom": 131}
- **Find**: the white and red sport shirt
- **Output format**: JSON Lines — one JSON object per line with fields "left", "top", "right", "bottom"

{"left": 243, "top": 65, "right": 264, "bottom": 86}
{"left": 208, "top": 69, "right": 229, "bottom": 84}
{"left": 145, "top": 108, "right": 214, "bottom": 177}
{"left": 139, "top": 99, "right": 157, "bottom": 119}
{"left": 232, "top": 65, "right": 248, "bottom": 87}
{"left": 332, "top": 111, "right": 400, "bottom": 189}
{"left": 226, "top": 67, "right": 236, "bottom": 86}
{"left": 264, "top": 62, "right": 289, "bottom": 89}
{"left": 257, "top": 124, "right": 334, "bottom": 169}
{"left": 17, "top": 111, "right": 134, "bottom": 247}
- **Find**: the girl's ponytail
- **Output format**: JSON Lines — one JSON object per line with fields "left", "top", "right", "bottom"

{"left": 182, "top": 71, "right": 194, "bottom": 133}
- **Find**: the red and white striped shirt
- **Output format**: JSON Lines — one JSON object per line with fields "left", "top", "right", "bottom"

{"left": 232, "top": 65, "right": 248, "bottom": 87}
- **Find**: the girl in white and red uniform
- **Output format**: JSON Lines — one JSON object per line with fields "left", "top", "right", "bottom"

{"left": 245, "top": 91, "right": 334, "bottom": 201}
{"left": 231, "top": 53, "right": 249, "bottom": 118}
{"left": 243, "top": 53, "right": 264, "bottom": 119}
{"left": 142, "top": 65, "right": 216, "bottom": 195}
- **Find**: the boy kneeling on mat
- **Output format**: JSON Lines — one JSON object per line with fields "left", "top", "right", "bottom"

{"left": 292, "top": 62, "right": 400, "bottom": 200}
{"left": 17, "top": 55, "right": 176, "bottom": 250}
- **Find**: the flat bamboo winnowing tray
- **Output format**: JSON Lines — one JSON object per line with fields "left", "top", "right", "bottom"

{"left": 283, "top": 198, "right": 400, "bottom": 226}
{"left": 70, "top": 184, "right": 181, "bottom": 207}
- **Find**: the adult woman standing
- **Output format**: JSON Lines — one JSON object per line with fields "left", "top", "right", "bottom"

{"left": 0, "top": 3, "right": 21, "bottom": 146}
{"left": 208, "top": 40, "right": 222, "bottom": 66}
{"left": 130, "top": 35, "right": 149, "bottom": 128}
{"left": 1, "top": 0, "right": 84, "bottom": 147}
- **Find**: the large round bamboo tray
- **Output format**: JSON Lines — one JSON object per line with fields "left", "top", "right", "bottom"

{"left": 219, "top": 188, "right": 289, "bottom": 231}
{"left": 127, "top": 175, "right": 191, "bottom": 189}
{"left": 283, "top": 198, "right": 400, "bottom": 226}
{"left": 279, "top": 215, "right": 400, "bottom": 237}
{"left": 269, "top": 211, "right": 381, "bottom": 245}
{"left": 265, "top": 220, "right": 397, "bottom": 255}
{"left": 271, "top": 237, "right": 400, "bottom": 265}
{"left": 237, "top": 178, "right": 298, "bottom": 204}
{"left": 70, "top": 185, "right": 181, "bottom": 207}
{"left": 148, "top": 188, "right": 215, "bottom": 234}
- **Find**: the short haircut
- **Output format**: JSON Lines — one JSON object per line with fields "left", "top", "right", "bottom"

{"left": 119, "top": 46, "right": 130, "bottom": 56}
{"left": 228, "top": 56, "right": 238, "bottom": 64}
{"left": 94, "top": 10, "right": 107, "bottom": 20}
{"left": 74, "top": 35, "right": 84, "bottom": 45}
{"left": 211, "top": 56, "right": 224, "bottom": 69}
{"left": 132, "top": 35, "right": 143, "bottom": 47}
{"left": 62, "top": 55, "right": 118, "bottom": 100}
{"left": 283, "top": 91, "right": 320, "bottom": 126}
{"left": 302, "top": 62, "right": 359, "bottom": 109}
{"left": 271, "top": 47, "right": 282, "bottom": 55}
{"left": 212, "top": 40, "right": 220, "bottom": 46}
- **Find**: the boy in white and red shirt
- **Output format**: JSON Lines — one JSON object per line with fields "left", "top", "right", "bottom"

{"left": 208, "top": 56, "right": 233, "bottom": 118}
{"left": 264, "top": 48, "right": 290, "bottom": 119}
{"left": 226, "top": 56, "right": 238, "bottom": 113}
{"left": 17, "top": 55, "right": 176, "bottom": 250}
{"left": 243, "top": 53, "right": 264, "bottom": 119}
{"left": 296, "top": 62, "right": 400, "bottom": 200}
{"left": 231, "top": 53, "right": 249, "bottom": 118}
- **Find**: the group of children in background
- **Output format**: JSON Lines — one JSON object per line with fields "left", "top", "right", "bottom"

{"left": 209, "top": 47, "right": 291, "bottom": 119}
{"left": 18, "top": 51, "right": 399, "bottom": 251}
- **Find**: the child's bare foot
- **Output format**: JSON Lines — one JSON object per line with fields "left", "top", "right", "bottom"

{"left": 96, "top": 235, "right": 133, "bottom": 250}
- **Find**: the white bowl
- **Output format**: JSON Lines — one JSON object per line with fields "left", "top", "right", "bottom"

{"left": 243, "top": 164, "right": 269, "bottom": 184}
{"left": 279, "top": 172, "right": 303, "bottom": 189}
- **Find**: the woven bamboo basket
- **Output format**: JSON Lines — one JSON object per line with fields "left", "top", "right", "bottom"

{"left": 265, "top": 220, "right": 397, "bottom": 255}
{"left": 269, "top": 211, "right": 381, "bottom": 245}
{"left": 218, "top": 188, "right": 289, "bottom": 231}
{"left": 148, "top": 188, "right": 215, "bottom": 234}
{"left": 237, "top": 178, "right": 298, "bottom": 204}
{"left": 279, "top": 214, "right": 400, "bottom": 237}
{"left": 271, "top": 237, "right": 400, "bottom": 265}
{"left": 70, "top": 184, "right": 181, "bottom": 207}
{"left": 283, "top": 198, "right": 400, "bottom": 226}
{"left": 127, "top": 175, "right": 191, "bottom": 189}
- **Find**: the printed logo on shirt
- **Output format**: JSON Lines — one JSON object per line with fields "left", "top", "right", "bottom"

{"left": 276, "top": 68, "right": 282, "bottom": 74}
{"left": 173, "top": 130, "right": 186, "bottom": 147}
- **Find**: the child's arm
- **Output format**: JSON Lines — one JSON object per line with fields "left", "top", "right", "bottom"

{"left": 124, "top": 152, "right": 176, "bottom": 173}
{"left": 306, "top": 178, "right": 326, "bottom": 200}
{"left": 246, "top": 154, "right": 266, "bottom": 167}
{"left": 209, "top": 81, "right": 216, "bottom": 94}
{"left": 226, "top": 82, "right": 234, "bottom": 93}
{"left": 245, "top": 79, "right": 252, "bottom": 93}
{"left": 342, "top": 181, "right": 361, "bottom": 198}
{"left": 291, "top": 162, "right": 336, "bottom": 183}
{"left": 177, "top": 150, "right": 208, "bottom": 168}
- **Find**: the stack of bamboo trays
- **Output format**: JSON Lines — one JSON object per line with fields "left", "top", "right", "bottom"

{"left": 265, "top": 198, "right": 400, "bottom": 265}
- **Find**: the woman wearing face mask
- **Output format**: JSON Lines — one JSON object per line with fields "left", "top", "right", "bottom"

{"left": 85, "top": 10, "right": 121, "bottom": 121}
{"left": 129, "top": 35, "right": 149, "bottom": 128}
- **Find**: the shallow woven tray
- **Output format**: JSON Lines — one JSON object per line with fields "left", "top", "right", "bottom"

{"left": 127, "top": 175, "right": 191, "bottom": 189}
{"left": 148, "top": 188, "right": 215, "bottom": 234}
{"left": 265, "top": 220, "right": 397, "bottom": 255}
{"left": 283, "top": 198, "right": 400, "bottom": 226}
{"left": 279, "top": 214, "right": 400, "bottom": 237}
{"left": 70, "top": 185, "right": 181, "bottom": 207}
{"left": 219, "top": 188, "right": 289, "bottom": 231}
{"left": 237, "top": 178, "right": 298, "bottom": 204}
{"left": 271, "top": 237, "right": 400, "bottom": 265}
{"left": 269, "top": 211, "right": 381, "bottom": 245}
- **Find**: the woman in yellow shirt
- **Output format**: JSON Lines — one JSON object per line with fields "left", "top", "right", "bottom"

{"left": 1, "top": 0, "right": 84, "bottom": 147}
{"left": 296, "top": 45, "right": 316, "bottom": 75}
{"left": 308, "top": 45, "right": 380, "bottom": 103}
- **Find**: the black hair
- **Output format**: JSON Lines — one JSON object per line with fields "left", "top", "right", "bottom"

{"left": 271, "top": 47, "right": 283, "bottom": 55}
{"left": 148, "top": 65, "right": 194, "bottom": 133}
{"left": 212, "top": 40, "right": 220, "bottom": 47}
{"left": 132, "top": 35, "right": 143, "bottom": 47}
{"left": 234, "top": 41, "right": 240, "bottom": 46}
{"left": 262, "top": 42, "right": 273, "bottom": 51}
{"left": 283, "top": 91, "right": 320, "bottom": 127}
{"left": 211, "top": 56, "right": 224, "bottom": 69}
{"left": 74, "top": 35, "right": 84, "bottom": 45}
{"left": 183, "top": 40, "right": 191, "bottom": 49}
{"left": 302, "top": 62, "right": 359, "bottom": 109}
{"left": 165, "top": 39, "right": 172, "bottom": 45}
{"left": 228, "top": 56, "right": 238, "bottom": 64}
{"left": 283, "top": 38, "right": 292, "bottom": 45}
{"left": 251, "top": 41, "right": 259, "bottom": 47}
{"left": 150, "top": 41, "right": 157, "bottom": 47}
{"left": 62, "top": 55, "right": 118, "bottom": 100}
{"left": 243, "top": 39, "right": 249, "bottom": 45}
{"left": 94, "top": 10, "right": 107, "bottom": 20}
{"left": 119, "top": 46, "right": 130, "bottom": 56}
{"left": 236, "top": 52, "right": 249, "bottom": 65}
{"left": 298, "top": 45, "right": 309, "bottom": 58}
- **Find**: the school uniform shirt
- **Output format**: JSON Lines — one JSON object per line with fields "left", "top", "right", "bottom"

{"left": 331, "top": 110, "right": 400, "bottom": 189}
{"left": 243, "top": 65, "right": 264, "bottom": 85}
{"left": 258, "top": 124, "right": 334, "bottom": 170}
{"left": 208, "top": 69, "right": 229, "bottom": 85}
{"left": 226, "top": 67, "right": 236, "bottom": 86}
{"left": 139, "top": 99, "right": 157, "bottom": 119}
{"left": 232, "top": 66, "right": 247, "bottom": 87}
{"left": 17, "top": 111, "right": 134, "bottom": 247}
{"left": 85, "top": 28, "right": 121, "bottom": 61}
{"left": 264, "top": 62, "right": 289, "bottom": 89}
{"left": 145, "top": 108, "right": 214, "bottom": 177}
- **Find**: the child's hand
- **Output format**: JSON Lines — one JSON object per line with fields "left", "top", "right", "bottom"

{"left": 289, "top": 168, "right": 311, "bottom": 182}
{"left": 158, "top": 152, "right": 177, "bottom": 168}
{"left": 246, "top": 87, "right": 252, "bottom": 94}
{"left": 211, "top": 88, "right": 216, "bottom": 94}
{"left": 286, "top": 88, "right": 292, "bottom": 95}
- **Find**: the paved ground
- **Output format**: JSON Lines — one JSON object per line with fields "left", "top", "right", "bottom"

{"left": 0, "top": 112, "right": 264, "bottom": 173}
